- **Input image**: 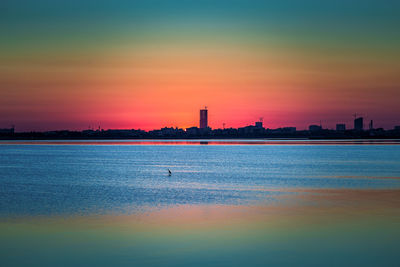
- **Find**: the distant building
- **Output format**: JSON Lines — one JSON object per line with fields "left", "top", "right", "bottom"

{"left": 394, "top": 126, "right": 400, "bottom": 132}
{"left": 161, "top": 127, "right": 175, "bottom": 136}
{"left": 282, "top": 127, "right": 296, "bottom": 133}
{"left": 199, "top": 127, "right": 212, "bottom": 135}
{"left": 309, "top": 125, "right": 322, "bottom": 132}
{"left": 200, "top": 107, "right": 208, "bottom": 129}
{"left": 186, "top": 127, "right": 199, "bottom": 135}
{"left": 369, "top": 120, "right": 373, "bottom": 130}
{"left": 255, "top": 121, "right": 263, "bottom": 128}
{"left": 148, "top": 129, "right": 162, "bottom": 137}
{"left": 238, "top": 125, "right": 256, "bottom": 135}
{"left": 0, "top": 128, "right": 14, "bottom": 134}
{"left": 354, "top": 117, "right": 363, "bottom": 131}
{"left": 336, "top": 124, "right": 346, "bottom": 131}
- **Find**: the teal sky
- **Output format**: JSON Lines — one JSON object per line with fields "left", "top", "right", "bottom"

{"left": 2, "top": 0, "right": 399, "bottom": 51}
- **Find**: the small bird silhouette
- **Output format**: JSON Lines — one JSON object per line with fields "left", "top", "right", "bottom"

{"left": 168, "top": 169, "right": 172, "bottom": 176}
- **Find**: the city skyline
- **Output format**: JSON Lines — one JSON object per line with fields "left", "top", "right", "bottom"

{"left": 1, "top": 107, "right": 400, "bottom": 132}
{"left": 2, "top": 107, "right": 399, "bottom": 133}
{"left": 1, "top": 1, "right": 399, "bottom": 132}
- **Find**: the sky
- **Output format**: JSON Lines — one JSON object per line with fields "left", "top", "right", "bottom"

{"left": 0, "top": 0, "right": 399, "bottom": 131}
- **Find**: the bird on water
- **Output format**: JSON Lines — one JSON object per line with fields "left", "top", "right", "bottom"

{"left": 168, "top": 169, "right": 172, "bottom": 176}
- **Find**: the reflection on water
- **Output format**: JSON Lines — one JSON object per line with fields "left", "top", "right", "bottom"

{"left": 1, "top": 139, "right": 400, "bottom": 146}
{"left": 1, "top": 189, "right": 399, "bottom": 266}
{"left": 0, "top": 141, "right": 400, "bottom": 266}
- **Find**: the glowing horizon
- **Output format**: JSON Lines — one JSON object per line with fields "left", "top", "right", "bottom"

{"left": 1, "top": 0, "right": 399, "bottom": 132}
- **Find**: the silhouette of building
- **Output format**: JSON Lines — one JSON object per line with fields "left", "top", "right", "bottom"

{"left": 238, "top": 125, "right": 256, "bottom": 135}
{"left": 0, "top": 127, "right": 14, "bottom": 134}
{"left": 309, "top": 125, "right": 322, "bottom": 132}
{"left": 369, "top": 120, "right": 373, "bottom": 130}
{"left": 200, "top": 107, "right": 208, "bottom": 129}
{"left": 186, "top": 127, "right": 199, "bottom": 136}
{"left": 336, "top": 124, "right": 346, "bottom": 131}
{"left": 255, "top": 121, "right": 263, "bottom": 128}
{"left": 354, "top": 117, "right": 363, "bottom": 131}
{"left": 281, "top": 127, "right": 296, "bottom": 133}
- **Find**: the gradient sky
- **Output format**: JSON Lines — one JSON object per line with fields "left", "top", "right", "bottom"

{"left": 1, "top": 0, "right": 399, "bottom": 131}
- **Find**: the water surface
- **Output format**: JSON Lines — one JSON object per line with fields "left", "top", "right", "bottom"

{"left": 1, "top": 140, "right": 399, "bottom": 266}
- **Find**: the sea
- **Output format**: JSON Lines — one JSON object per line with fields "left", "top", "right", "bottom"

{"left": 0, "top": 139, "right": 399, "bottom": 266}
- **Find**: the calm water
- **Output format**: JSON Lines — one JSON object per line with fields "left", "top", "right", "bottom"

{"left": 1, "top": 140, "right": 399, "bottom": 266}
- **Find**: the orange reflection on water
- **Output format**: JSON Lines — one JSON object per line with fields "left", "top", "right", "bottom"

{"left": 6, "top": 188, "right": 398, "bottom": 232}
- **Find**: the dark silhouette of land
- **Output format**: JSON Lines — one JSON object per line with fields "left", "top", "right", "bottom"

{"left": 1, "top": 112, "right": 399, "bottom": 140}
{"left": 1, "top": 125, "right": 400, "bottom": 140}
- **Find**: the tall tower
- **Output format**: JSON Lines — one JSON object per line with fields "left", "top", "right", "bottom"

{"left": 200, "top": 107, "right": 208, "bottom": 129}
{"left": 354, "top": 117, "right": 363, "bottom": 131}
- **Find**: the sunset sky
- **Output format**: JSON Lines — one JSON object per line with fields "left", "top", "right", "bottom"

{"left": 1, "top": 0, "right": 399, "bottom": 131}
